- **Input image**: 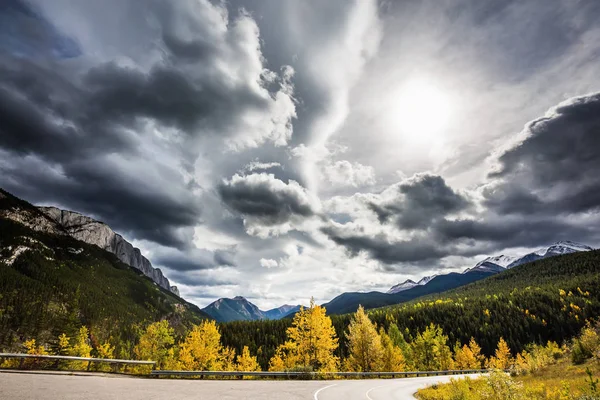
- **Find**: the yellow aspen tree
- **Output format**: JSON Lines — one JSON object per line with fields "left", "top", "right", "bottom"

{"left": 453, "top": 342, "right": 471, "bottom": 370}
{"left": 220, "top": 347, "right": 237, "bottom": 371}
{"left": 468, "top": 337, "right": 485, "bottom": 368}
{"left": 134, "top": 320, "right": 175, "bottom": 370}
{"left": 272, "top": 298, "right": 338, "bottom": 372}
{"left": 24, "top": 339, "right": 49, "bottom": 355}
{"left": 412, "top": 324, "right": 452, "bottom": 371}
{"left": 179, "top": 320, "right": 224, "bottom": 371}
{"left": 69, "top": 326, "right": 93, "bottom": 370}
{"left": 379, "top": 327, "right": 406, "bottom": 372}
{"left": 489, "top": 337, "right": 513, "bottom": 370}
{"left": 453, "top": 342, "right": 479, "bottom": 370}
{"left": 346, "top": 305, "right": 383, "bottom": 372}
{"left": 57, "top": 333, "right": 71, "bottom": 355}
{"left": 435, "top": 335, "right": 455, "bottom": 371}
{"left": 268, "top": 347, "right": 288, "bottom": 371}
{"left": 236, "top": 346, "right": 261, "bottom": 372}
{"left": 95, "top": 341, "right": 115, "bottom": 372}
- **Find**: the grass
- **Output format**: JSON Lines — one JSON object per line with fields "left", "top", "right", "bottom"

{"left": 416, "top": 360, "right": 600, "bottom": 399}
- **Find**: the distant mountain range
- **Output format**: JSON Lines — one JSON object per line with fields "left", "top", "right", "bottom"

{"left": 202, "top": 296, "right": 301, "bottom": 322}
{"left": 322, "top": 240, "right": 593, "bottom": 315}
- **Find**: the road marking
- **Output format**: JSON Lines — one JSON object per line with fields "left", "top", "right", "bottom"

{"left": 365, "top": 383, "right": 391, "bottom": 400}
{"left": 313, "top": 383, "right": 337, "bottom": 400}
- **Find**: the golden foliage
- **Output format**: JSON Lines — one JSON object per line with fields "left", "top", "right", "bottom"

{"left": 268, "top": 298, "right": 338, "bottom": 372}
{"left": 236, "top": 346, "right": 260, "bottom": 372}
{"left": 488, "top": 337, "right": 513, "bottom": 370}
{"left": 179, "top": 320, "right": 224, "bottom": 371}
{"left": 346, "top": 305, "right": 383, "bottom": 372}
{"left": 134, "top": 320, "right": 175, "bottom": 370}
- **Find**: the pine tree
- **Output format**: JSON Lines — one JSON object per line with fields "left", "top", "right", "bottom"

{"left": 346, "top": 305, "right": 383, "bottom": 372}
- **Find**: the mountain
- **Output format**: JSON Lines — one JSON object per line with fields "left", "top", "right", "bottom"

{"left": 202, "top": 296, "right": 302, "bottom": 322}
{"left": 507, "top": 241, "right": 593, "bottom": 269}
{"left": 387, "top": 279, "right": 418, "bottom": 294}
{"left": 334, "top": 240, "right": 593, "bottom": 316}
{"left": 38, "top": 206, "right": 179, "bottom": 296}
{"left": 0, "top": 188, "right": 210, "bottom": 349}
{"left": 387, "top": 275, "right": 438, "bottom": 294}
{"left": 417, "top": 275, "right": 437, "bottom": 285}
{"left": 323, "top": 270, "right": 495, "bottom": 315}
{"left": 264, "top": 305, "right": 302, "bottom": 320}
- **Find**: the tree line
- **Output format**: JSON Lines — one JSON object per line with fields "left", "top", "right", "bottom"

{"left": 2, "top": 299, "right": 551, "bottom": 374}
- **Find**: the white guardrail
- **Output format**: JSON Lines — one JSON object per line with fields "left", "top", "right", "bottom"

{"left": 0, "top": 353, "right": 155, "bottom": 372}
{"left": 0, "top": 353, "right": 489, "bottom": 379}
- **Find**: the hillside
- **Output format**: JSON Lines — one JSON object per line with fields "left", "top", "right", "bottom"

{"left": 220, "top": 250, "right": 600, "bottom": 369}
{"left": 323, "top": 270, "right": 495, "bottom": 314}
{"left": 0, "top": 189, "right": 210, "bottom": 354}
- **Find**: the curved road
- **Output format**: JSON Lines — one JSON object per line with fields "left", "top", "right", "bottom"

{"left": 0, "top": 371, "right": 481, "bottom": 400}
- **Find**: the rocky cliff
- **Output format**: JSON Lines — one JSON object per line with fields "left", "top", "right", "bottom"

{"left": 39, "top": 206, "right": 179, "bottom": 296}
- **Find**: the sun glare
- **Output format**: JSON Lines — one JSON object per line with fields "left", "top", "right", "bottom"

{"left": 389, "top": 78, "right": 452, "bottom": 142}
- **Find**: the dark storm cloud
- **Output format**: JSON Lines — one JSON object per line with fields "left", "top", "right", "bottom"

{"left": 368, "top": 174, "right": 471, "bottom": 229}
{"left": 432, "top": 217, "right": 595, "bottom": 250}
{"left": 0, "top": 0, "right": 294, "bottom": 248}
{"left": 84, "top": 60, "right": 270, "bottom": 135}
{"left": 487, "top": 92, "right": 600, "bottom": 216}
{"left": 153, "top": 246, "right": 236, "bottom": 273}
{"left": 321, "top": 226, "right": 448, "bottom": 264}
{"left": 218, "top": 173, "right": 318, "bottom": 226}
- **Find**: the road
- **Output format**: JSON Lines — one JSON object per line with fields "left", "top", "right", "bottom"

{"left": 0, "top": 371, "right": 481, "bottom": 400}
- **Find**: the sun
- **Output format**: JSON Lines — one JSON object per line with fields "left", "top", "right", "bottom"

{"left": 389, "top": 78, "right": 452, "bottom": 141}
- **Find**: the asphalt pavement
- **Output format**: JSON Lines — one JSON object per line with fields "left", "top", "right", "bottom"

{"left": 0, "top": 370, "right": 482, "bottom": 400}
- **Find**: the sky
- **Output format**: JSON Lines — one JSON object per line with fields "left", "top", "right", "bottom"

{"left": 1, "top": 0, "right": 600, "bottom": 309}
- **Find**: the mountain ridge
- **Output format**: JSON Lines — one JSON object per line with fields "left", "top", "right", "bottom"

{"left": 202, "top": 296, "right": 301, "bottom": 322}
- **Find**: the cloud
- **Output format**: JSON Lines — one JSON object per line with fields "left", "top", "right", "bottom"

{"left": 487, "top": 92, "right": 600, "bottom": 216}
{"left": 321, "top": 92, "right": 600, "bottom": 264}
{"left": 322, "top": 225, "right": 449, "bottom": 264}
{"left": 0, "top": 0, "right": 295, "bottom": 248}
{"left": 243, "top": 161, "right": 282, "bottom": 173}
{"left": 260, "top": 258, "right": 279, "bottom": 268}
{"left": 321, "top": 160, "right": 376, "bottom": 188}
{"left": 368, "top": 174, "right": 471, "bottom": 229}
{"left": 218, "top": 173, "right": 320, "bottom": 237}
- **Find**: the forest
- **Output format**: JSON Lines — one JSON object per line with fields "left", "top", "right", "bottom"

{"left": 221, "top": 249, "right": 600, "bottom": 369}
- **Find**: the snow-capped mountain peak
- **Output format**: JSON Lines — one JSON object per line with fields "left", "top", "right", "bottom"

{"left": 387, "top": 279, "right": 418, "bottom": 294}
{"left": 475, "top": 255, "right": 516, "bottom": 268}
{"left": 417, "top": 275, "right": 436, "bottom": 286}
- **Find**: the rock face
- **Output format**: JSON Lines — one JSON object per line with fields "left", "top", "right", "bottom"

{"left": 39, "top": 206, "right": 179, "bottom": 296}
